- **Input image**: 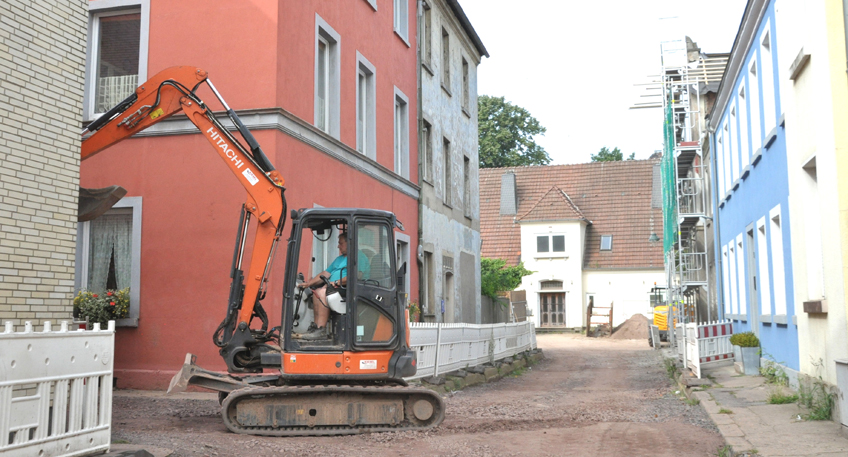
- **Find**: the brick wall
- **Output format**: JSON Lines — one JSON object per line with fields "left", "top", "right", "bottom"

{"left": 0, "top": 1, "right": 87, "bottom": 329}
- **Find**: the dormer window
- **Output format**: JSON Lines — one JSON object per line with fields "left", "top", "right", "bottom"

{"left": 537, "top": 235, "right": 565, "bottom": 253}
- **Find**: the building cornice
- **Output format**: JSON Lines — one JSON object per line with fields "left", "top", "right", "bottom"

{"left": 708, "top": 0, "right": 768, "bottom": 130}
{"left": 94, "top": 107, "right": 420, "bottom": 199}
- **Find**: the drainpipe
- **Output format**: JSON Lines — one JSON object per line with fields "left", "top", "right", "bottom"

{"left": 843, "top": 0, "right": 848, "bottom": 74}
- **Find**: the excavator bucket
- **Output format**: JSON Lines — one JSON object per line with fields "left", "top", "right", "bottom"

{"left": 78, "top": 185, "right": 127, "bottom": 222}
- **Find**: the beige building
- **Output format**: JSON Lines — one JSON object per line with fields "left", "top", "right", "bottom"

{"left": 416, "top": 0, "right": 487, "bottom": 323}
{"left": 0, "top": 1, "right": 87, "bottom": 329}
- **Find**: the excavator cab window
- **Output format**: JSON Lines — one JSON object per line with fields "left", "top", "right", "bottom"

{"left": 352, "top": 220, "right": 397, "bottom": 346}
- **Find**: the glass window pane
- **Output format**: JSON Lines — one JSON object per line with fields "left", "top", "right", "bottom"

{"left": 88, "top": 209, "right": 133, "bottom": 293}
{"left": 600, "top": 235, "right": 613, "bottom": 251}
{"left": 317, "top": 40, "right": 328, "bottom": 131}
{"left": 95, "top": 13, "right": 140, "bottom": 113}
{"left": 355, "top": 301, "right": 394, "bottom": 343}
{"left": 357, "top": 222, "right": 393, "bottom": 289}
{"left": 552, "top": 235, "right": 565, "bottom": 252}
{"left": 357, "top": 72, "right": 366, "bottom": 152}
{"left": 537, "top": 236, "right": 549, "bottom": 252}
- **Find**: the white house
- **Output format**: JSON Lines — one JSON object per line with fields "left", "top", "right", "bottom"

{"left": 480, "top": 161, "right": 665, "bottom": 329}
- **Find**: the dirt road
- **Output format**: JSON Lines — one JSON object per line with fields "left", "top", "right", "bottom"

{"left": 112, "top": 334, "right": 725, "bottom": 456}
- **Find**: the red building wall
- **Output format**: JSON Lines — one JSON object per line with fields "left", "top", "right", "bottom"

{"left": 82, "top": 0, "right": 418, "bottom": 389}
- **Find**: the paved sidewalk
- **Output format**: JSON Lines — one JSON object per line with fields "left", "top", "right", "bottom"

{"left": 690, "top": 364, "right": 848, "bottom": 456}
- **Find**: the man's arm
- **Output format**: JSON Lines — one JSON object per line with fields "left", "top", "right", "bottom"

{"left": 302, "top": 270, "right": 330, "bottom": 289}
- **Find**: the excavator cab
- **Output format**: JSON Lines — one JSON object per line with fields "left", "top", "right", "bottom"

{"left": 281, "top": 208, "right": 413, "bottom": 380}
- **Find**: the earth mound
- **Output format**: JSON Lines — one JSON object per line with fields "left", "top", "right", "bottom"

{"left": 610, "top": 313, "right": 649, "bottom": 340}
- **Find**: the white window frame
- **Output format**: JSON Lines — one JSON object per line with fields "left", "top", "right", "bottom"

{"left": 748, "top": 59, "right": 762, "bottom": 152}
{"left": 421, "top": 1, "right": 432, "bottom": 68}
{"left": 393, "top": 87, "right": 410, "bottom": 179}
{"left": 769, "top": 205, "right": 787, "bottom": 316}
{"left": 463, "top": 155, "right": 471, "bottom": 219}
{"left": 760, "top": 22, "right": 777, "bottom": 140}
{"left": 75, "top": 196, "right": 142, "bottom": 327}
{"left": 756, "top": 217, "right": 771, "bottom": 316}
{"left": 441, "top": 27, "right": 451, "bottom": 94}
{"left": 738, "top": 85, "right": 750, "bottom": 171}
{"left": 736, "top": 234, "right": 747, "bottom": 316}
{"left": 393, "top": 0, "right": 409, "bottom": 45}
{"left": 535, "top": 234, "right": 566, "bottom": 257}
{"left": 729, "top": 104, "right": 738, "bottom": 184}
{"left": 395, "top": 232, "right": 411, "bottom": 298}
{"left": 716, "top": 131, "right": 725, "bottom": 196}
{"left": 728, "top": 242, "right": 737, "bottom": 315}
{"left": 722, "top": 245, "right": 731, "bottom": 315}
{"left": 420, "top": 119, "right": 433, "bottom": 182}
{"left": 600, "top": 235, "right": 613, "bottom": 251}
{"left": 84, "top": 0, "right": 150, "bottom": 121}
{"left": 315, "top": 15, "right": 341, "bottom": 139}
{"left": 461, "top": 56, "right": 470, "bottom": 114}
{"left": 443, "top": 137, "right": 452, "bottom": 206}
{"left": 356, "top": 52, "right": 377, "bottom": 160}
{"left": 722, "top": 122, "right": 731, "bottom": 194}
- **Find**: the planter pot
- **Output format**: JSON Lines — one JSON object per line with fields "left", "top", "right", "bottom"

{"left": 733, "top": 344, "right": 760, "bottom": 375}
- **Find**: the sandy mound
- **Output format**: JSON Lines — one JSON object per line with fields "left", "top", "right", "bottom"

{"left": 610, "top": 314, "right": 649, "bottom": 339}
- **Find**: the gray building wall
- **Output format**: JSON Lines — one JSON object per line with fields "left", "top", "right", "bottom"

{"left": 417, "top": 0, "right": 482, "bottom": 323}
{"left": 0, "top": 1, "right": 87, "bottom": 329}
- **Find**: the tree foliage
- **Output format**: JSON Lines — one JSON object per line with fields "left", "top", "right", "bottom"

{"left": 480, "top": 257, "right": 534, "bottom": 300}
{"left": 478, "top": 95, "right": 551, "bottom": 168}
{"left": 591, "top": 147, "right": 636, "bottom": 162}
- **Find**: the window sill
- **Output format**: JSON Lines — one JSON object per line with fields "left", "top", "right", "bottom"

{"left": 764, "top": 127, "right": 778, "bottom": 149}
{"left": 751, "top": 147, "right": 763, "bottom": 166}
{"left": 534, "top": 254, "right": 568, "bottom": 260}
{"left": 441, "top": 83, "right": 452, "bottom": 97}
{"left": 464, "top": 214, "right": 473, "bottom": 221}
{"left": 443, "top": 201, "right": 453, "bottom": 209}
{"left": 422, "top": 177, "right": 434, "bottom": 187}
{"left": 461, "top": 107, "right": 471, "bottom": 118}
{"left": 422, "top": 62, "right": 434, "bottom": 76}
{"left": 773, "top": 314, "right": 788, "bottom": 325}
{"left": 117, "top": 317, "right": 139, "bottom": 327}
{"left": 394, "top": 29, "right": 411, "bottom": 47}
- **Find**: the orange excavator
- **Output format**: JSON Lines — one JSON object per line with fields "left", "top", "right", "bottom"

{"left": 81, "top": 66, "right": 443, "bottom": 436}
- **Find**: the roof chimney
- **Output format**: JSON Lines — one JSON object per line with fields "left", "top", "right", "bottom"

{"left": 500, "top": 171, "right": 517, "bottom": 215}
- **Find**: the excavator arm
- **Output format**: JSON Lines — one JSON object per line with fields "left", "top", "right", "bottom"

{"left": 81, "top": 66, "right": 286, "bottom": 372}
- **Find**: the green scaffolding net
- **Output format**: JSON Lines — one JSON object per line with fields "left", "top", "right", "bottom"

{"left": 661, "top": 102, "right": 677, "bottom": 254}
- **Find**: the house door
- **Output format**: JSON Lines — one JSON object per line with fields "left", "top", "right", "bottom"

{"left": 540, "top": 293, "right": 565, "bottom": 327}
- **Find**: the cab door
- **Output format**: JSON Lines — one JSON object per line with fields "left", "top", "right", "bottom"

{"left": 350, "top": 219, "right": 398, "bottom": 349}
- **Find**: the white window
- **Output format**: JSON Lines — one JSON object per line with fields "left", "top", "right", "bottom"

{"left": 421, "top": 1, "right": 432, "bottom": 67}
{"left": 443, "top": 138, "right": 452, "bottom": 206}
{"left": 600, "top": 235, "right": 613, "bottom": 251}
{"left": 463, "top": 156, "right": 471, "bottom": 218}
{"left": 441, "top": 27, "right": 450, "bottom": 93}
{"left": 729, "top": 105, "right": 738, "bottom": 184}
{"left": 749, "top": 59, "right": 762, "bottom": 151}
{"left": 75, "top": 197, "right": 142, "bottom": 326}
{"left": 421, "top": 120, "right": 432, "bottom": 182}
{"left": 769, "top": 205, "right": 787, "bottom": 315}
{"left": 722, "top": 122, "right": 731, "bottom": 194}
{"left": 537, "top": 235, "right": 565, "bottom": 253}
{"left": 85, "top": 0, "right": 150, "bottom": 121}
{"left": 757, "top": 217, "right": 771, "bottom": 315}
{"left": 462, "top": 57, "right": 470, "bottom": 113}
{"left": 393, "top": 0, "right": 408, "bottom": 43}
{"left": 315, "top": 16, "right": 341, "bottom": 138}
{"left": 736, "top": 234, "right": 747, "bottom": 315}
{"left": 716, "top": 134, "right": 726, "bottom": 197}
{"left": 394, "top": 87, "right": 410, "bottom": 179}
{"left": 395, "top": 232, "right": 410, "bottom": 298}
{"left": 722, "top": 245, "right": 731, "bottom": 315}
{"left": 728, "top": 242, "right": 737, "bottom": 315}
{"left": 356, "top": 52, "right": 376, "bottom": 159}
{"left": 738, "top": 85, "right": 750, "bottom": 170}
{"left": 760, "top": 24, "right": 777, "bottom": 139}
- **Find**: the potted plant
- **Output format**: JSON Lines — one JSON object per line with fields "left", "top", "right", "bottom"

{"left": 73, "top": 288, "right": 130, "bottom": 327}
{"left": 730, "top": 331, "right": 760, "bottom": 375}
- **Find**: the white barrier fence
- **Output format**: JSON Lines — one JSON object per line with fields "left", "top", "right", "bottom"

{"left": 677, "top": 321, "right": 734, "bottom": 378}
{"left": 407, "top": 321, "right": 537, "bottom": 380}
{"left": 0, "top": 321, "right": 115, "bottom": 457}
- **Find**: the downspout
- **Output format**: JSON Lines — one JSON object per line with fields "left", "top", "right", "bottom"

{"left": 416, "top": 0, "right": 425, "bottom": 317}
{"left": 844, "top": 0, "right": 848, "bottom": 74}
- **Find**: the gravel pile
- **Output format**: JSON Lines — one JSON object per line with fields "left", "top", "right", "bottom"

{"left": 610, "top": 313, "right": 649, "bottom": 339}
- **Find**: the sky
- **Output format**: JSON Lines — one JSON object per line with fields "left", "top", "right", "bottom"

{"left": 460, "top": 0, "right": 749, "bottom": 165}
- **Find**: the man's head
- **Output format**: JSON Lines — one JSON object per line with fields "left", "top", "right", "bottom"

{"left": 338, "top": 232, "right": 348, "bottom": 256}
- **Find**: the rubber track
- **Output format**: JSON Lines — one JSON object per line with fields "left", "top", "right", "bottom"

{"left": 221, "top": 384, "right": 445, "bottom": 436}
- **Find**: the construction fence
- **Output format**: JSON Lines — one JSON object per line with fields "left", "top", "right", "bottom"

{"left": 0, "top": 321, "right": 115, "bottom": 457}
{"left": 407, "top": 321, "right": 537, "bottom": 380}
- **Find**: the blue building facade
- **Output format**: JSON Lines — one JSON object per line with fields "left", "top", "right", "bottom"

{"left": 710, "top": 0, "right": 798, "bottom": 370}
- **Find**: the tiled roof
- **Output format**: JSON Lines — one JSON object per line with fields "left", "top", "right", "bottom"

{"left": 480, "top": 160, "right": 664, "bottom": 269}
{"left": 517, "top": 186, "right": 588, "bottom": 222}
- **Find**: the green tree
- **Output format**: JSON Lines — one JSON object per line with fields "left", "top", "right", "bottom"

{"left": 478, "top": 95, "right": 551, "bottom": 168}
{"left": 480, "top": 257, "right": 534, "bottom": 300}
{"left": 591, "top": 147, "right": 636, "bottom": 162}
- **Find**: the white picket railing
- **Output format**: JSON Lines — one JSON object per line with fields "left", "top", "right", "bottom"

{"left": 677, "top": 321, "right": 734, "bottom": 378}
{"left": 407, "top": 321, "right": 536, "bottom": 380}
{"left": 0, "top": 321, "right": 115, "bottom": 457}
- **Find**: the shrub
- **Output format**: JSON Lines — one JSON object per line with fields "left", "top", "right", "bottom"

{"left": 74, "top": 288, "right": 130, "bottom": 326}
{"left": 730, "top": 331, "right": 759, "bottom": 348}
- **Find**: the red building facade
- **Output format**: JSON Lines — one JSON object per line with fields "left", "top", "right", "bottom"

{"left": 80, "top": 0, "right": 419, "bottom": 389}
